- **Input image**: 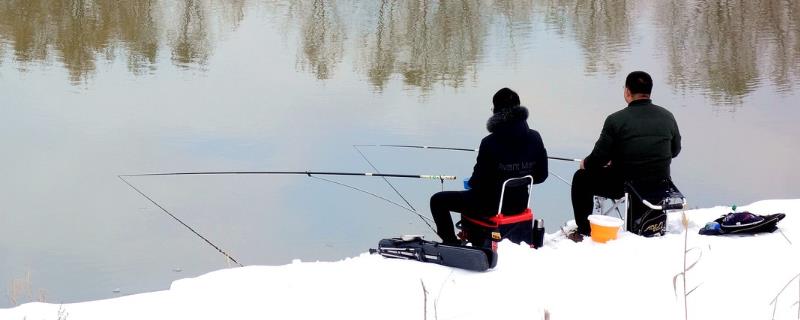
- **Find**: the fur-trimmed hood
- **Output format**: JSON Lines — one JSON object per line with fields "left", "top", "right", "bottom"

{"left": 487, "top": 105, "right": 529, "bottom": 132}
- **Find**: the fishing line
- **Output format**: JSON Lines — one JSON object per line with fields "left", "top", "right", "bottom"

{"left": 117, "top": 175, "right": 243, "bottom": 267}
{"left": 307, "top": 174, "right": 438, "bottom": 233}
{"left": 354, "top": 144, "right": 582, "bottom": 162}
{"left": 353, "top": 145, "right": 417, "bottom": 212}
{"left": 356, "top": 144, "right": 576, "bottom": 187}
{"left": 549, "top": 171, "right": 572, "bottom": 187}
{"left": 120, "top": 171, "right": 452, "bottom": 239}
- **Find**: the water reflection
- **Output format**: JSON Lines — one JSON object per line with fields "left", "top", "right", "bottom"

{"left": 116, "top": 1, "right": 160, "bottom": 75}
{"left": 290, "top": 0, "right": 632, "bottom": 89}
{"left": 0, "top": 0, "right": 239, "bottom": 82}
{"left": 0, "top": 0, "right": 157, "bottom": 82}
{"left": 292, "top": 0, "right": 632, "bottom": 89}
{"left": 292, "top": 0, "right": 344, "bottom": 80}
{"left": 0, "top": 0, "right": 798, "bottom": 100}
{"left": 538, "top": 0, "right": 632, "bottom": 75}
{"left": 172, "top": 0, "right": 211, "bottom": 68}
{"left": 358, "top": 1, "right": 487, "bottom": 91}
{"left": 657, "top": 0, "right": 800, "bottom": 105}
{"left": 286, "top": 0, "right": 799, "bottom": 102}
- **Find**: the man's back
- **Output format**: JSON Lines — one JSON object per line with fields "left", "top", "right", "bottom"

{"left": 468, "top": 105, "right": 548, "bottom": 213}
{"left": 570, "top": 71, "right": 682, "bottom": 239}
{"left": 584, "top": 99, "right": 681, "bottom": 182}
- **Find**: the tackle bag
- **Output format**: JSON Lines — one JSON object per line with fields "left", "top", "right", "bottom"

{"left": 699, "top": 211, "right": 786, "bottom": 235}
{"left": 370, "top": 236, "right": 498, "bottom": 272}
{"left": 625, "top": 179, "right": 684, "bottom": 237}
{"left": 628, "top": 199, "right": 668, "bottom": 237}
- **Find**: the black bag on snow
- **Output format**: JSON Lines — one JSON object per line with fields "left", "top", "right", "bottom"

{"left": 628, "top": 199, "right": 668, "bottom": 237}
{"left": 370, "top": 237, "right": 498, "bottom": 271}
{"left": 625, "top": 180, "right": 685, "bottom": 237}
{"left": 699, "top": 211, "right": 786, "bottom": 235}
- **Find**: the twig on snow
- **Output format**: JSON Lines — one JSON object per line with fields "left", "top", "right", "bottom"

{"left": 778, "top": 229, "right": 793, "bottom": 246}
{"left": 769, "top": 272, "right": 800, "bottom": 320}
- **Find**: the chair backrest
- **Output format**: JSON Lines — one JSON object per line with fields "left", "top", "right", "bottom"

{"left": 497, "top": 175, "right": 534, "bottom": 215}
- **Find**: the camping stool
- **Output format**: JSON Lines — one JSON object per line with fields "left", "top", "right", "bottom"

{"left": 593, "top": 179, "right": 687, "bottom": 236}
{"left": 456, "top": 175, "right": 535, "bottom": 250}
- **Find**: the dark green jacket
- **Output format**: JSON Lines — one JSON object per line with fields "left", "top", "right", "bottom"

{"left": 584, "top": 99, "right": 681, "bottom": 181}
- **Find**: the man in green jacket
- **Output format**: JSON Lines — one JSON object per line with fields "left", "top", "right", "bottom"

{"left": 570, "top": 71, "right": 681, "bottom": 239}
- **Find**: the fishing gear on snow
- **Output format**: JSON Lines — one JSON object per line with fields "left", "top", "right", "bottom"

{"left": 699, "top": 211, "right": 786, "bottom": 235}
{"left": 369, "top": 236, "right": 497, "bottom": 272}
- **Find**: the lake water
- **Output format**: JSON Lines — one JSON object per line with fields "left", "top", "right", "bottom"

{"left": 1, "top": 0, "right": 798, "bottom": 307}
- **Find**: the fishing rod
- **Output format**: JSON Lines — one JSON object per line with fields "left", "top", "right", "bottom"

{"left": 354, "top": 144, "right": 478, "bottom": 152}
{"left": 353, "top": 144, "right": 582, "bottom": 162}
{"left": 351, "top": 145, "right": 444, "bottom": 234}
{"left": 353, "top": 146, "right": 419, "bottom": 212}
{"left": 354, "top": 144, "right": 577, "bottom": 186}
{"left": 120, "top": 170, "right": 454, "bottom": 237}
{"left": 118, "top": 175, "right": 244, "bottom": 267}
{"left": 120, "top": 171, "right": 457, "bottom": 180}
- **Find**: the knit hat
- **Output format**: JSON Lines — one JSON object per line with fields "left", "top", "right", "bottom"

{"left": 492, "top": 88, "right": 520, "bottom": 113}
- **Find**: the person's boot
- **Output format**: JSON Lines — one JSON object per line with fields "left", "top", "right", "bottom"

{"left": 566, "top": 229, "right": 584, "bottom": 243}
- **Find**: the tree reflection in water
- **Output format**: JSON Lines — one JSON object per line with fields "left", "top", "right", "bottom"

{"left": 292, "top": 0, "right": 632, "bottom": 90}
{"left": 0, "top": 0, "right": 244, "bottom": 83}
{"left": 657, "top": 0, "right": 800, "bottom": 105}
{"left": 289, "top": 0, "right": 487, "bottom": 91}
{"left": 357, "top": 1, "right": 486, "bottom": 91}
{"left": 537, "top": 0, "right": 632, "bottom": 76}
{"left": 0, "top": 0, "right": 797, "bottom": 105}
{"left": 171, "top": 0, "right": 210, "bottom": 68}
{"left": 294, "top": 0, "right": 344, "bottom": 80}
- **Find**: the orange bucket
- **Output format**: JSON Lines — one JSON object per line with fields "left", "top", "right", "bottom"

{"left": 588, "top": 215, "right": 624, "bottom": 243}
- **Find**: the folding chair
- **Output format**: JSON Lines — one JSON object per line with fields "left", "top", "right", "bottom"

{"left": 593, "top": 179, "right": 686, "bottom": 236}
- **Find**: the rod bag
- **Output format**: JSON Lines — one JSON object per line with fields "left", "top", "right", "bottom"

{"left": 370, "top": 237, "right": 497, "bottom": 271}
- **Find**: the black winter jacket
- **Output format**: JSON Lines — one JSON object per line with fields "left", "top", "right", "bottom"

{"left": 584, "top": 99, "right": 681, "bottom": 182}
{"left": 467, "top": 106, "right": 548, "bottom": 214}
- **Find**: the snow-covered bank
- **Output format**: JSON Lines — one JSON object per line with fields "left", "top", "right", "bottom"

{"left": 3, "top": 200, "right": 799, "bottom": 320}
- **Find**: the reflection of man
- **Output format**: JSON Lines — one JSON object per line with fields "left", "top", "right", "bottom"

{"left": 430, "top": 88, "right": 548, "bottom": 245}
{"left": 569, "top": 71, "right": 681, "bottom": 241}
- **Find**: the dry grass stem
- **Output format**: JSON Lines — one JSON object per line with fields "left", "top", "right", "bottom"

{"left": 673, "top": 210, "right": 703, "bottom": 320}
{"left": 420, "top": 279, "right": 428, "bottom": 320}
{"left": 57, "top": 304, "right": 69, "bottom": 320}
{"left": 769, "top": 272, "right": 800, "bottom": 320}
{"left": 779, "top": 229, "right": 793, "bottom": 246}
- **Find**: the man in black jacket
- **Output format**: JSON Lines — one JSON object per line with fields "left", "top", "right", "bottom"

{"left": 430, "top": 88, "right": 548, "bottom": 245}
{"left": 570, "top": 71, "right": 681, "bottom": 239}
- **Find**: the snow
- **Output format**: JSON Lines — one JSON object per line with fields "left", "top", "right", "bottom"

{"left": 3, "top": 199, "right": 800, "bottom": 320}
